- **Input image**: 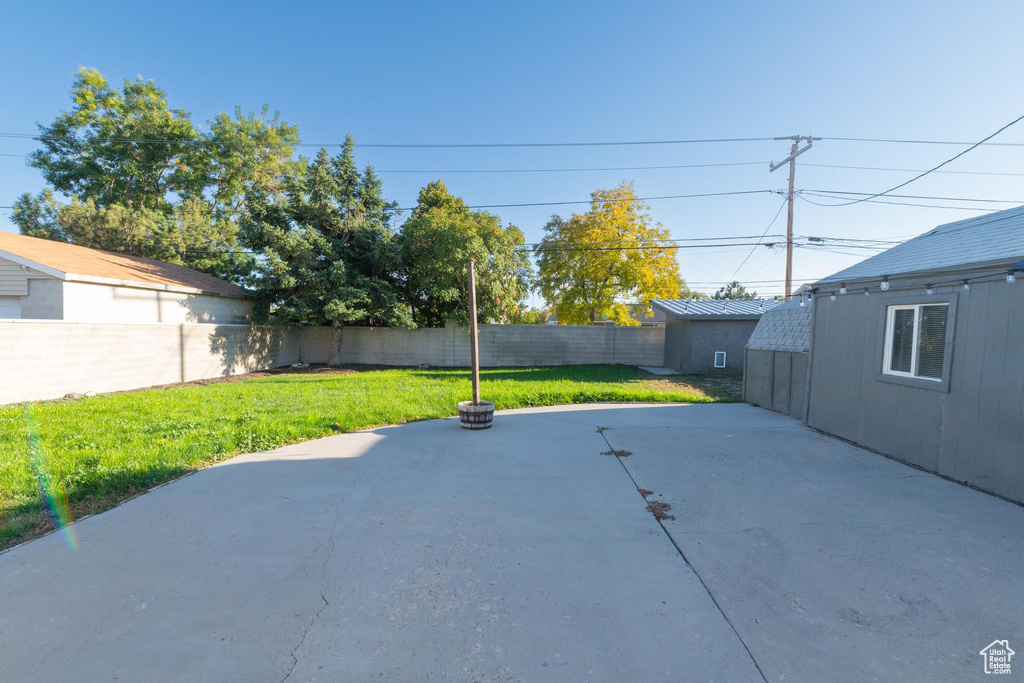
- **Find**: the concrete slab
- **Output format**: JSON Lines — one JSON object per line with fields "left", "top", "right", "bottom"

{"left": 0, "top": 405, "right": 761, "bottom": 683}
{"left": 2, "top": 403, "right": 1022, "bottom": 682}
{"left": 594, "top": 404, "right": 1024, "bottom": 682}
{"left": 636, "top": 365, "right": 677, "bottom": 376}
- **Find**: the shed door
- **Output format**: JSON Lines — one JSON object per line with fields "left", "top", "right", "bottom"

{"left": 0, "top": 298, "right": 21, "bottom": 319}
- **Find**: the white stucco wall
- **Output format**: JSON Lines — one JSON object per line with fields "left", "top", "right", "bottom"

{"left": 61, "top": 281, "right": 252, "bottom": 324}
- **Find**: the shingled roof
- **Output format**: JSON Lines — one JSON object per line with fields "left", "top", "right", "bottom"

{"left": 0, "top": 232, "right": 246, "bottom": 298}
{"left": 652, "top": 298, "right": 784, "bottom": 319}
{"left": 746, "top": 298, "right": 812, "bottom": 352}
{"left": 817, "top": 205, "right": 1024, "bottom": 284}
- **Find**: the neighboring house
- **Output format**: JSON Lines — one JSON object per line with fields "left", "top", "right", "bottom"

{"left": 0, "top": 232, "right": 251, "bottom": 323}
{"left": 653, "top": 299, "right": 783, "bottom": 373}
{"left": 804, "top": 205, "right": 1024, "bottom": 504}
{"left": 743, "top": 297, "right": 812, "bottom": 418}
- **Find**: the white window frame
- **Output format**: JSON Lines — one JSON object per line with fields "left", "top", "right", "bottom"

{"left": 882, "top": 303, "right": 948, "bottom": 381}
{"left": 713, "top": 351, "right": 727, "bottom": 368}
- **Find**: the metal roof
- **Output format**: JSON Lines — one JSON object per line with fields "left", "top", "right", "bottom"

{"left": 746, "top": 298, "right": 812, "bottom": 352}
{"left": 652, "top": 299, "right": 784, "bottom": 318}
{"left": 817, "top": 204, "right": 1024, "bottom": 284}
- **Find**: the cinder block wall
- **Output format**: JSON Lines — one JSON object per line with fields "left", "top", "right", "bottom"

{"left": 0, "top": 322, "right": 664, "bottom": 405}
{"left": 338, "top": 323, "right": 664, "bottom": 367}
{"left": 0, "top": 322, "right": 319, "bottom": 405}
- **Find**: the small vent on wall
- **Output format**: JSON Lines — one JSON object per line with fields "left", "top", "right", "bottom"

{"left": 713, "top": 351, "right": 727, "bottom": 369}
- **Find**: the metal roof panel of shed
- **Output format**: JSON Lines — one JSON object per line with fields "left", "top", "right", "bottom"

{"left": 652, "top": 299, "right": 784, "bottom": 319}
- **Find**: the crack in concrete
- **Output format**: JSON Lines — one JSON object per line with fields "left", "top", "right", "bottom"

{"left": 281, "top": 504, "right": 341, "bottom": 683}
{"left": 676, "top": 518, "right": 962, "bottom": 537}
{"left": 597, "top": 427, "right": 770, "bottom": 683}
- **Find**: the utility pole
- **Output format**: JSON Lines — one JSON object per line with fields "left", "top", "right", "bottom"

{"left": 770, "top": 135, "right": 814, "bottom": 299}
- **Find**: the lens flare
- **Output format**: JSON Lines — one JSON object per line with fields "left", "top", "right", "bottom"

{"left": 24, "top": 405, "right": 78, "bottom": 549}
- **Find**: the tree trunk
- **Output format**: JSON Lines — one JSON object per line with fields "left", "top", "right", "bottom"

{"left": 329, "top": 326, "right": 343, "bottom": 367}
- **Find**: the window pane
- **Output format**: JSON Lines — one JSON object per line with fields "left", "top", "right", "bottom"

{"left": 917, "top": 305, "right": 948, "bottom": 379}
{"left": 889, "top": 308, "right": 915, "bottom": 373}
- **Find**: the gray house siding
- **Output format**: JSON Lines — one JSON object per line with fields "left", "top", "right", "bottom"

{"left": 743, "top": 348, "right": 807, "bottom": 418}
{"left": 664, "top": 318, "right": 757, "bottom": 373}
{"left": 806, "top": 273, "right": 1024, "bottom": 503}
{"left": 743, "top": 299, "right": 812, "bottom": 418}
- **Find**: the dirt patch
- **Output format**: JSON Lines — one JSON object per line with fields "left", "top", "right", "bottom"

{"left": 647, "top": 501, "right": 675, "bottom": 521}
{"left": 638, "top": 489, "right": 654, "bottom": 498}
{"left": 601, "top": 449, "right": 632, "bottom": 457}
{"left": 641, "top": 373, "right": 742, "bottom": 400}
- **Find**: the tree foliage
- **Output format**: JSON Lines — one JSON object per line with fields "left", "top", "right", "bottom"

{"left": 711, "top": 280, "right": 758, "bottom": 300}
{"left": 400, "top": 181, "right": 530, "bottom": 327}
{"left": 535, "top": 183, "right": 680, "bottom": 325}
{"left": 240, "top": 140, "right": 410, "bottom": 327}
{"left": 519, "top": 307, "right": 551, "bottom": 324}
{"left": 13, "top": 67, "right": 298, "bottom": 281}
{"left": 678, "top": 277, "right": 709, "bottom": 300}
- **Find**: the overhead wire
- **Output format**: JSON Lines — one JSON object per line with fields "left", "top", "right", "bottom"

{"left": 813, "top": 113, "right": 1024, "bottom": 206}
{"left": 729, "top": 197, "right": 789, "bottom": 281}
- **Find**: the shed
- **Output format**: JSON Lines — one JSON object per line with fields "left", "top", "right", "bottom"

{"left": 0, "top": 232, "right": 251, "bottom": 323}
{"left": 742, "top": 298, "right": 812, "bottom": 418}
{"left": 804, "top": 205, "right": 1024, "bottom": 503}
{"left": 652, "top": 299, "right": 783, "bottom": 373}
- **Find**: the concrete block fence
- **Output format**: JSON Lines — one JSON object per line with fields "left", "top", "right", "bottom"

{"left": 0, "top": 321, "right": 664, "bottom": 405}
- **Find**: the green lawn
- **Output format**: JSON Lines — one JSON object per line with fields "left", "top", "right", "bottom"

{"left": 0, "top": 365, "right": 740, "bottom": 550}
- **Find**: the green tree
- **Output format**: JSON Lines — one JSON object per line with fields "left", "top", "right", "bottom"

{"left": 240, "top": 139, "right": 410, "bottom": 328}
{"left": 535, "top": 182, "right": 680, "bottom": 325}
{"left": 400, "top": 181, "right": 531, "bottom": 327}
{"left": 678, "top": 276, "right": 709, "bottom": 299}
{"left": 711, "top": 280, "right": 758, "bottom": 300}
{"left": 519, "top": 307, "right": 551, "bottom": 324}
{"left": 13, "top": 67, "right": 298, "bottom": 283}
{"left": 28, "top": 67, "right": 205, "bottom": 210}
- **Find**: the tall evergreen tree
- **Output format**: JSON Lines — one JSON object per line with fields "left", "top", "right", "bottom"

{"left": 711, "top": 280, "right": 758, "bottom": 300}
{"left": 241, "top": 138, "right": 411, "bottom": 328}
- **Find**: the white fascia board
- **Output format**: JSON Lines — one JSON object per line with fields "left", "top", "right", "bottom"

{"left": 0, "top": 250, "right": 69, "bottom": 280}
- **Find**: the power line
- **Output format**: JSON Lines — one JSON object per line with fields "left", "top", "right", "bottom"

{"left": 802, "top": 162, "right": 1024, "bottom": 178}
{"left": 375, "top": 161, "right": 769, "bottom": 174}
{"left": 819, "top": 136, "right": 1024, "bottom": 147}
{"left": 817, "top": 113, "right": 1024, "bottom": 206}
{"left": 729, "top": 197, "right": 788, "bottom": 281}
{"left": 0, "top": 189, "right": 783, "bottom": 214}
{"left": 0, "top": 132, "right": 783, "bottom": 149}
{"left": 801, "top": 189, "right": 1024, "bottom": 204}
{"left": 521, "top": 234, "right": 786, "bottom": 248}
{"left": 10, "top": 128, "right": 1024, "bottom": 148}
{"left": 418, "top": 189, "right": 782, "bottom": 211}
{"left": 796, "top": 192, "right": 996, "bottom": 212}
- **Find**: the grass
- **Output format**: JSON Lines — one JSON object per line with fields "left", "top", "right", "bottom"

{"left": 0, "top": 365, "right": 740, "bottom": 550}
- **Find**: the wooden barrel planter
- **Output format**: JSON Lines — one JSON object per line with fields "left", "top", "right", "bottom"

{"left": 458, "top": 400, "right": 494, "bottom": 429}
{"left": 457, "top": 260, "right": 495, "bottom": 430}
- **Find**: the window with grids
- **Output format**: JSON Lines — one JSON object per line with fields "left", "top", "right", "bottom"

{"left": 883, "top": 303, "right": 949, "bottom": 380}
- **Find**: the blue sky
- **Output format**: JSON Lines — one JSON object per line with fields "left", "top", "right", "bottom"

{"left": 3, "top": 0, "right": 1024, "bottom": 300}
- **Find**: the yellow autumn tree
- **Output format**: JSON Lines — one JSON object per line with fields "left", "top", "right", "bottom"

{"left": 535, "top": 182, "right": 681, "bottom": 325}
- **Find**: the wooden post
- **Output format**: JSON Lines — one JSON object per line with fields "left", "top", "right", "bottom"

{"left": 467, "top": 260, "right": 480, "bottom": 405}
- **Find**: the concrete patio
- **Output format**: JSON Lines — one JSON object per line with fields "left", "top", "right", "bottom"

{"left": 1, "top": 404, "right": 1021, "bottom": 682}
